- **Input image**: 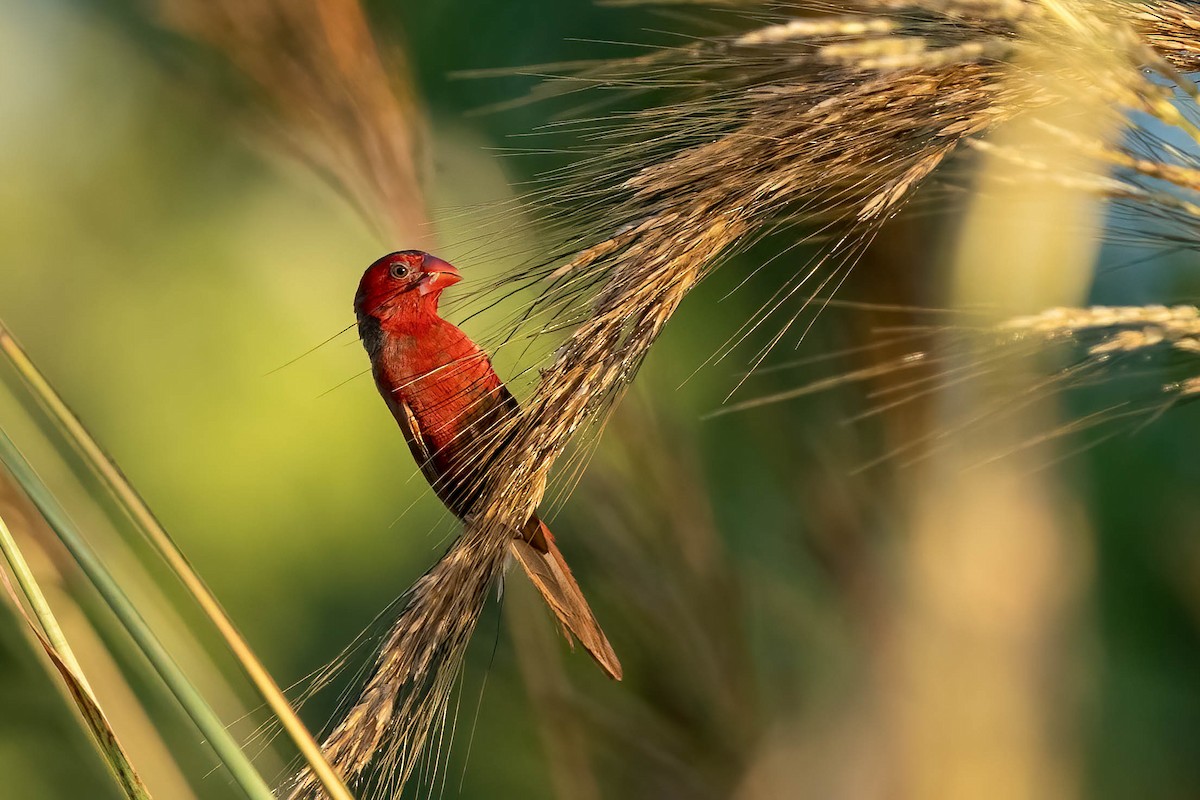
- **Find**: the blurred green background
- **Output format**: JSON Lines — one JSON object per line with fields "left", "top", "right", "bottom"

{"left": 1, "top": 1, "right": 1199, "bottom": 799}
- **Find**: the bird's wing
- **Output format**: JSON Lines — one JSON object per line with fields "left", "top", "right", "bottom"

{"left": 397, "top": 399, "right": 444, "bottom": 492}
{"left": 509, "top": 517, "right": 623, "bottom": 680}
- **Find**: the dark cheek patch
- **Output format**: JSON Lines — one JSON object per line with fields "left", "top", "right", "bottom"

{"left": 357, "top": 312, "right": 384, "bottom": 360}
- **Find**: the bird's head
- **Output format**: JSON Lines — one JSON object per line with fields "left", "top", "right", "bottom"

{"left": 354, "top": 250, "right": 462, "bottom": 323}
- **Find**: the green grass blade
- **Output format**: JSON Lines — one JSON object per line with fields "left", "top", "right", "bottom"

{"left": 0, "top": 428, "right": 276, "bottom": 800}
{"left": 0, "top": 509, "right": 152, "bottom": 799}
{"left": 0, "top": 506, "right": 89, "bottom": 682}
{"left": 0, "top": 320, "right": 353, "bottom": 800}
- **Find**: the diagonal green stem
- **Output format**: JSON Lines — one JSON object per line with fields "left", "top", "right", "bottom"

{"left": 0, "top": 508, "right": 152, "bottom": 799}
{"left": 0, "top": 510, "right": 89, "bottom": 683}
{"left": 0, "top": 428, "right": 276, "bottom": 800}
{"left": 0, "top": 319, "right": 352, "bottom": 800}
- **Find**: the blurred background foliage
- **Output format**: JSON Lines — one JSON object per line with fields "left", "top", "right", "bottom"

{"left": 1, "top": 1, "right": 1199, "bottom": 799}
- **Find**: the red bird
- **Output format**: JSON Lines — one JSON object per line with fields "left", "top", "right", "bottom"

{"left": 355, "top": 250, "right": 621, "bottom": 679}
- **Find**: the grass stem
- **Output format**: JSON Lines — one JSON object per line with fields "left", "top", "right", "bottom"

{"left": 0, "top": 321, "right": 354, "bottom": 800}
{"left": 0, "top": 427, "right": 275, "bottom": 800}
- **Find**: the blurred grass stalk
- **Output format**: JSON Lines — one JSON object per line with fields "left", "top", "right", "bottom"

{"left": 885, "top": 15, "right": 1115, "bottom": 800}
{"left": 0, "top": 425, "right": 278, "bottom": 799}
{"left": 0, "top": 322, "right": 354, "bottom": 799}
{"left": 0, "top": 508, "right": 151, "bottom": 799}
{"left": 505, "top": 576, "right": 603, "bottom": 800}
{"left": 157, "top": 0, "right": 432, "bottom": 248}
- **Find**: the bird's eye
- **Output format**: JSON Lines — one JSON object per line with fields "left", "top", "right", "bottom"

{"left": 389, "top": 264, "right": 409, "bottom": 279}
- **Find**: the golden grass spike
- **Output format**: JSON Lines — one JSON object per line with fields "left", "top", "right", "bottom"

{"left": 286, "top": 529, "right": 507, "bottom": 798}
{"left": 0, "top": 322, "right": 355, "bottom": 800}
{"left": 243, "top": 0, "right": 1200, "bottom": 793}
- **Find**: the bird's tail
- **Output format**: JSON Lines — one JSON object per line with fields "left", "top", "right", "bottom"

{"left": 509, "top": 517, "right": 623, "bottom": 680}
{"left": 286, "top": 530, "right": 508, "bottom": 799}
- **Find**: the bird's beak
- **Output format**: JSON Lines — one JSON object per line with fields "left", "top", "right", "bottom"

{"left": 417, "top": 256, "right": 462, "bottom": 295}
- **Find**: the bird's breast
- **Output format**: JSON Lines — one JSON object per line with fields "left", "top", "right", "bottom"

{"left": 375, "top": 323, "right": 507, "bottom": 458}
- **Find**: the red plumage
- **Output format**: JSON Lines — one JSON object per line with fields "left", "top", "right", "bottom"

{"left": 355, "top": 250, "right": 621, "bottom": 679}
